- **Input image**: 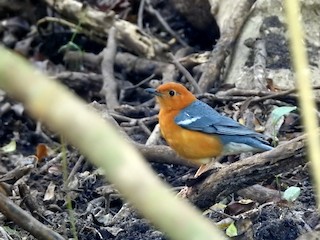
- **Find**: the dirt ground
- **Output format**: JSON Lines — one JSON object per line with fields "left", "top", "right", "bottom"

{"left": 0, "top": 0, "right": 319, "bottom": 239}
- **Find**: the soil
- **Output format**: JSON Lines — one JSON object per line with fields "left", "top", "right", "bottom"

{"left": 0, "top": 0, "right": 319, "bottom": 239}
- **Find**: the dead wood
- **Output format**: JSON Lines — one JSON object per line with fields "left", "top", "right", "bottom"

{"left": 0, "top": 182, "right": 11, "bottom": 196}
{"left": 55, "top": 71, "right": 102, "bottom": 92}
{"left": 63, "top": 51, "right": 171, "bottom": 78}
{"left": 237, "top": 184, "right": 282, "bottom": 204}
{"left": 0, "top": 164, "right": 34, "bottom": 185}
{"left": 252, "top": 38, "right": 268, "bottom": 90}
{"left": 42, "top": 0, "right": 168, "bottom": 58}
{"left": 0, "top": 192, "right": 64, "bottom": 240}
{"left": 136, "top": 143, "right": 196, "bottom": 167}
{"left": 198, "top": 0, "right": 257, "bottom": 91}
{"left": 63, "top": 51, "right": 101, "bottom": 71}
{"left": 187, "top": 135, "right": 306, "bottom": 210}
{"left": 18, "top": 183, "right": 50, "bottom": 225}
{"left": 100, "top": 26, "right": 119, "bottom": 110}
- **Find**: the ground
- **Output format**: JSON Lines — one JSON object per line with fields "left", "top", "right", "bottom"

{"left": 0, "top": 0, "right": 319, "bottom": 239}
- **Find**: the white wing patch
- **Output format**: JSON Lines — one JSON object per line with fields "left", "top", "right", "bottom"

{"left": 177, "top": 116, "right": 201, "bottom": 125}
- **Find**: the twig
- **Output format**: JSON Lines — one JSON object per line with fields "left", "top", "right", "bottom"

{"left": 199, "top": 85, "right": 320, "bottom": 105}
{"left": 145, "top": 0, "right": 188, "bottom": 47}
{"left": 216, "top": 88, "right": 274, "bottom": 97}
{"left": 253, "top": 38, "right": 268, "bottom": 90}
{"left": 0, "top": 226, "right": 13, "bottom": 240}
{"left": 145, "top": 124, "right": 161, "bottom": 146}
{"left": 198, "top": 93, "right": 248, "bottom": 102}
{"left": 66, "top": 155, "right": 85, "bottom": 186}
{"left": 108, "top": 203, "right": 131, "bottom": 226}
{"left": 35, "top": 122, "right": 56, "bottom": 144}
{"left": 18, "top": 183, "right": 54, "bottom": 226}
{"left": 0, "top": 165, "right": 34, "bottom": 185}
{"left": 0, "top": 102, "right": 11, "bottom": 117}
{"left": 0, "top": 192, "right": 64, "bottom": 240}
{"left": 137, "top": 120, "right": 152, "bottom": 135}
{"left": 168, "top": 53, "right": 202, "bottom": 94}
{"left": 100, "top": 26, "right": 119, "bottom": 110}
{"left": 162, "top": 64, "right": 178, "bottom": 83}
{"left": 198, "top": 35, "right": 231, "bottom": 91}
{"left": 39, "top": 153, "right": 63, "bottom": 174}
{"left": 110, "top": 112, "right": 135, "bottom": 122}
{"left": 138, "top": 0, "right": 146, "bottom": 29}
{"left": 18, "top": 183, "right": 43, "bottom": 216}
{"left": 123, "top": 73, "right": 155, "bottom": 90}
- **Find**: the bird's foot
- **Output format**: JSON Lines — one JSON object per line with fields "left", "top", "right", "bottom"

{"left": 176, "top": 186, "right": 192, "bottom": 198}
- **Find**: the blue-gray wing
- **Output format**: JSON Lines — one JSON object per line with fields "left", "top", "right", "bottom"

{"left": 174, "top": 100, "right": 265, "bottom": 138}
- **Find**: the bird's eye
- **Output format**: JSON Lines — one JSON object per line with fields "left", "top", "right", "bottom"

{"left": 168, "top": 90, "right": 175, "bottom": 96}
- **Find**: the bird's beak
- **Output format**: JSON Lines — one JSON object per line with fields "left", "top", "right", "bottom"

{"left": 145, "top": 88, "right": 162, "bottom": 97}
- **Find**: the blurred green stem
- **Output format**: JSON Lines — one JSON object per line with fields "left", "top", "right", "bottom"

{"left": 61, "top": 137, "right": 78, "bottom": 240}
{"left": 284, "top": 0, "right": 320, "bottom": 208}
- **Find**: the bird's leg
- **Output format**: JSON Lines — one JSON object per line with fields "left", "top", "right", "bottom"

{"left": 177, "top": 164, "right": 211, "bottom": 198}
{"left": 176, "top": 164, "right": 209, "bottom": 198}
{"left": 194, "top": 163, "right": 210, "bottom": 178}
{"left": 194, "top": 157, "right": 224, "bottom": 178}
{"left": 177, "top": 158, "right": 223, "bottom": 198}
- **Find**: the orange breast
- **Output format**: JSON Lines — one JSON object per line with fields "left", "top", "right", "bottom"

{"left": 159, "top": 110, "right": 223, "bottom": 163}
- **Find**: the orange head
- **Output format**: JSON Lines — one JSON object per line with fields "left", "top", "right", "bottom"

{"left": 146, "top": 82, "right": 196, "bottom": 111}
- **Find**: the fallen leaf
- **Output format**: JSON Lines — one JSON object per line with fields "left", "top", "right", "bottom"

{"left": 225, "top": 199, "right": 255, "bottom": 215}
{"left": 226, "top": 222, "right": 238, "bottom": 237}
{"left": 1, "top": 140, "right": 16, "bottom": 153}
{"left": 36, "top": 143, "right": 49, "bottom": 161}
{"left": 44, "top": 181, "right": 56, "bottom": 201}
{"left": 282, "top": 186, "right": 301, "bottom": 202}
{"left": 271, "top": 106, "right": 297, "bottom": 125}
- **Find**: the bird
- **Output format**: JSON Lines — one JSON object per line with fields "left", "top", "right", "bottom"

{"left": 146, "top": 82, "right": 273, "bottom": 177}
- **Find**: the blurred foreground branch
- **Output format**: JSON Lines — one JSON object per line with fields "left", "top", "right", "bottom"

{"left": 0, "top": 47, "right": 226, "bottom": 240}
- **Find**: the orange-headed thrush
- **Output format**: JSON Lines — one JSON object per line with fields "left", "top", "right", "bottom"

{"left": 146, "top": 82, "right": 273, "bottom": 176}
